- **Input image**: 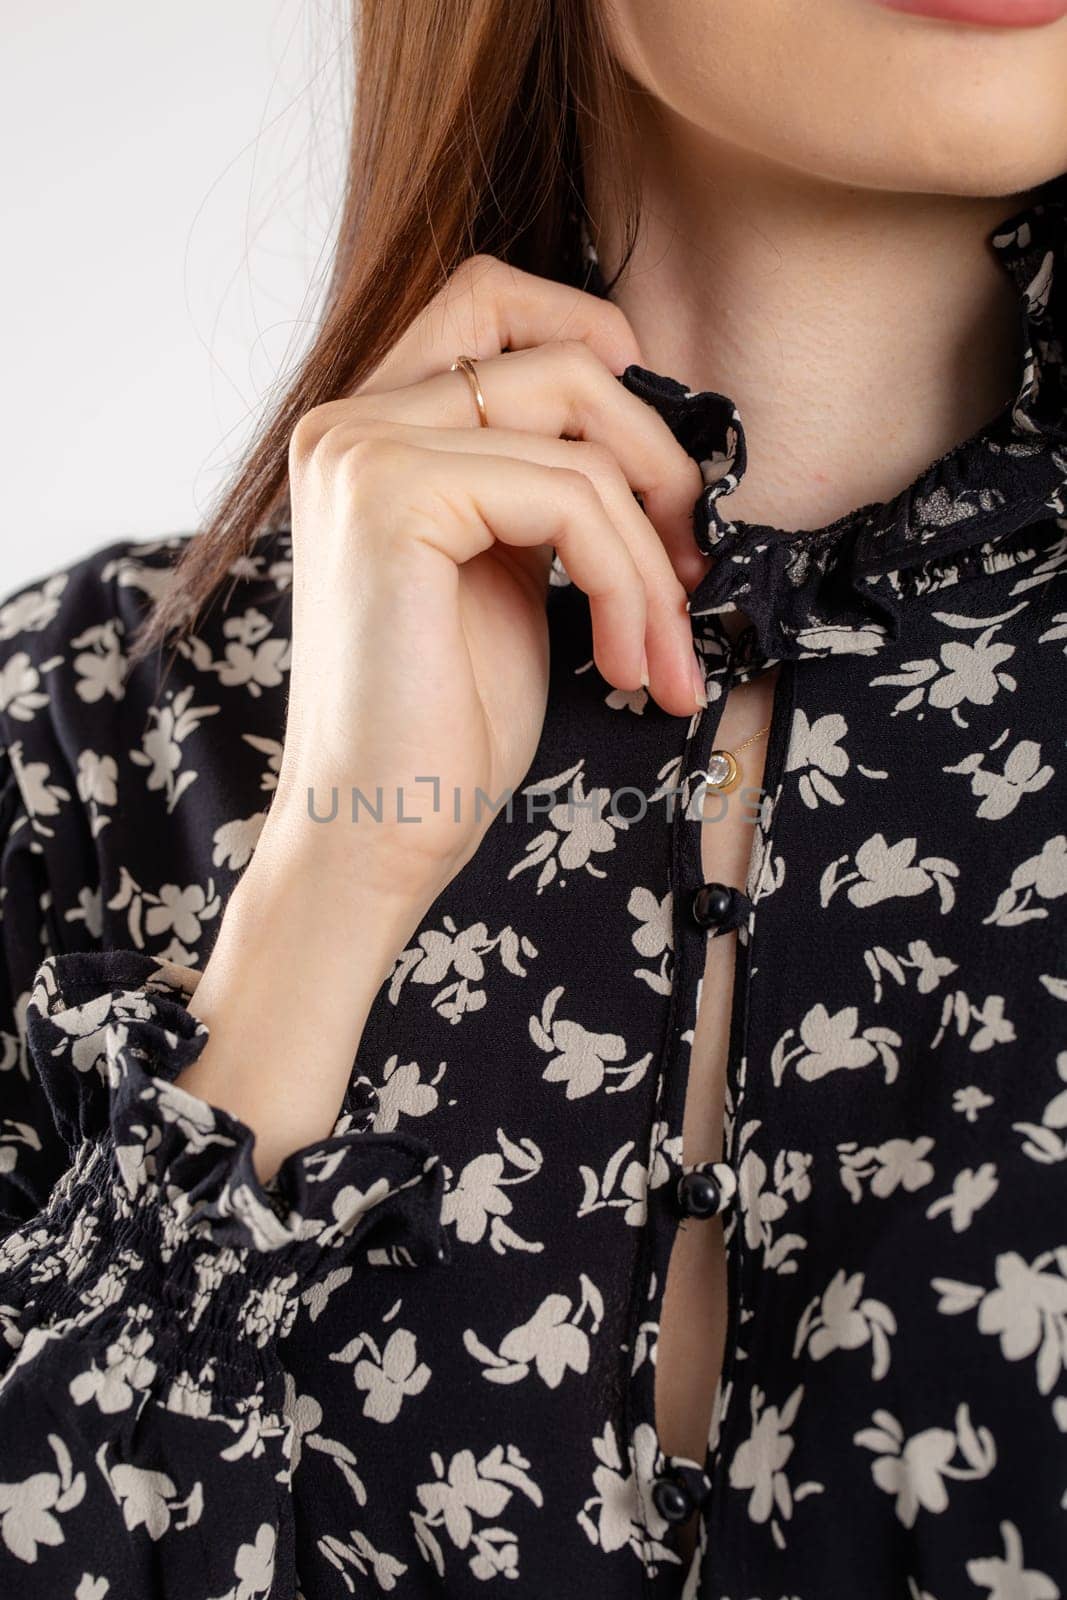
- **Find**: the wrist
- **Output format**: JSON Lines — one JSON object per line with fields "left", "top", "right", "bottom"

{"left": 180, "top": 836, "right": 434, "bottom": 1177}
{"left": 252, "top": 795, "right": 458, "bottom": 918}
{"left": 223, "top": 835, "right": 434, "bottom": 998}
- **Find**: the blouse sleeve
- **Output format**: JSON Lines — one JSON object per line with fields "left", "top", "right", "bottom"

{"left": 0, "top": 741, "right": 449, "bottom": 1598}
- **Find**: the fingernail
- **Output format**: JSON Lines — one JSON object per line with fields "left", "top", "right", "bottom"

{"left": 640, "top": 649, "right": 650, "bottom": 689}
{"left": 691, "top": 653, "right": 707, "bottom": 707}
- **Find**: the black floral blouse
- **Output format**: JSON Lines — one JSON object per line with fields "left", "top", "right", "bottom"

{"left": 2, "top": 173, "right": 1067, "bottom": 1600}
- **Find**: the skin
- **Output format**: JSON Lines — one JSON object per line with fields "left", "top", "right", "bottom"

{"left": 180, "top": 277, "right": 709, "bottom": 1175}
{"left": 177, "top": 1, "right": 1067, "bottom": 1565}
{"left": 589, "top": 0, "right": 1067, "bottom": 1559}
{"left": 593, "top": 0, "right": 1067, "bottom": 538}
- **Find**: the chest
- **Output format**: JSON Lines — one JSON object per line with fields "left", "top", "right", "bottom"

{"left": 75, "top": 573, "right": 1067, "bottom": 1595}
{"left": 653, "top": 665, "right": 779, "bottom": 1529}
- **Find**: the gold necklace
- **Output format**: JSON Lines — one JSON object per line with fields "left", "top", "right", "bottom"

{"left": 705, "top": 722, "right": 771, "bottom": 794}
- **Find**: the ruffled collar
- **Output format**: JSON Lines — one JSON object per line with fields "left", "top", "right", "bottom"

{"left": 578, "top": 172, "right": 1067, "bottom": 663}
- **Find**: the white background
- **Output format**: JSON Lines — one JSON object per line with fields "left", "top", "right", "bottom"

{"left": 0, "top": 0, "right": 350, "bottom": 597}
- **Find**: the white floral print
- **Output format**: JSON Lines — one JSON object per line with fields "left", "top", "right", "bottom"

{"left": 854, "top": 1405, "right": 996, "bottom": 1528}
{"left": 933, "top": 1251, "right": 1067, "bottom": 1395}
{"left": 463, "top": 1276, "right": 604, "bottom": 1389}
{"left": 1, "top": 181, "right": 1067, "bottom": 1597}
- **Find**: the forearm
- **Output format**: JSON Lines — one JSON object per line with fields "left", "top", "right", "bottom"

{"left": 180, "top": 822, "right": 438, "bottom": 1183}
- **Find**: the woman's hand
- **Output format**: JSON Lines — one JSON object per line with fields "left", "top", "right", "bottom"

{"left": 268, "top": 253, "right": 707, "bottom": 907}
{"left": 183, "top": 255, "right": 706, "bottom": 1179}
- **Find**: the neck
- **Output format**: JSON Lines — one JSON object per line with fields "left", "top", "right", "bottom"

{"left": 588, "top": 100, "right": 1030, "bottom": 533}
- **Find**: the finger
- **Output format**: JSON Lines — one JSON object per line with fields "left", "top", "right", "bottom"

{"left": 322, "top": 418, "right": 701, "bottom": 716}
{"left": 355, "top": 439, "right": 659, "bottom": 705}
{"left": 343, "top": 340, "right": 706, "bottom": 592}
{"left": 357, "top": 254, "right": 643, "bottom": 395}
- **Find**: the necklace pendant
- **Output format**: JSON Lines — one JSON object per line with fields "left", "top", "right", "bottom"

{"left": 706, "top": 749, "right": 741, "bottom": 793}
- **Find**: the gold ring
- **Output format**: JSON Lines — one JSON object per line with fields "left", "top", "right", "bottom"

{"left": 450, "top": 355, "right": 490, "bottom": 428}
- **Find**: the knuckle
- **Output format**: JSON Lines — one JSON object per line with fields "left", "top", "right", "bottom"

{"left": 598, "top": 299, "right": 639, "bottom": 364}
{"left": 430, "top": 254, "right": 508, "bottom": 356}
{"left": 448, "top": 252, "right": 503, "bottom": 297}
{"left": 571, "top": 439, "right": 619, "bottom": 483}
{"left": 460, "top": 251, "right": 502, "bottom": 279}
{"left": 553, "top": 336, "right": 599, "bottom": 374}
{"left": 289, "top": 406, "right": 331, "bottom": 467}
{"left": 599, "top": 296, "right": 638, "bottom": 349}
{"left": 335, "top": 434, "right": 406, "bottom": 499}
{"left": 556, "top": 463, "right": 604, "bottom": 511}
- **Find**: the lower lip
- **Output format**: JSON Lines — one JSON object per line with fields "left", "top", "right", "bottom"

{"left": 871, "top": 0, "right": 1067, "bottom": 22}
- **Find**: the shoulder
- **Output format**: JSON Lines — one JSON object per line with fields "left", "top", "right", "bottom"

{"left": 1, "top": 528, "right": 295, "bottom": 667}
{"left": 0, "top": 528, "right": 293, "bottom": 741}
{"left": 0, "top": 534, "right": 187, "bottom": 690}
{"left": 0, "top": 536, "right": 183, "bottom": 761}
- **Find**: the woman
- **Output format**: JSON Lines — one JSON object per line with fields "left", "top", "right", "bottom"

{"left": 2, "top": 0, "right": 1066, "bottom": 1594}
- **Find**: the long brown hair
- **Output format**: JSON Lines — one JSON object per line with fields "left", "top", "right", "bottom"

{"left": 128, "top": 0, "right": 639, "bottom": 666}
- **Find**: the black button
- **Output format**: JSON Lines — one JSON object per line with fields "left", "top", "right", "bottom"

{"left": 691, "top": 881, "right": 732, "bottom": 928}
{"left": 651, "top": 1475, "right": 695, "bottom": 1524}
{"left": 677, "top": 1169, "right": 722, "bottom": 1218}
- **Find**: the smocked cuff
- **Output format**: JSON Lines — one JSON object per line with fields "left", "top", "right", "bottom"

{"left": 24, "top": 950, "right": 450, "bottom": 1284}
